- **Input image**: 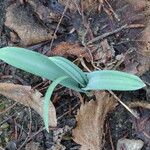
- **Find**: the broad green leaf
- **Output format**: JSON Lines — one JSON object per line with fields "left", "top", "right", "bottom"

{"left": 43, "top": 76, "right": 68, "bottom": 132}
{"left": 0, "top": 47, "right": 82, "bottom": 91}
{"left": 49, "top": 56, "right": 88, "bottom": 87}
{"left": 83, "top": 70, "right": 146, "bottom": 91}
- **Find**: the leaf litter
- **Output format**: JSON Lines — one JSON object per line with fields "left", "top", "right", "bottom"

{"left": 0, "top": 0, "right": 150, "bottom": 149}
{"left": 73, "top": 91, "right": 117, "bottom": 150}
{"left": 5, "top": 2, "right": 55, "bottom": 46}
{"left": 0, "top": 83, "right": 57, "bottom": 127}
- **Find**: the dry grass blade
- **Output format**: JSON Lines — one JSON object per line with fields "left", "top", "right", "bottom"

{"left": 0, "top": 83, "right": 57, "bottom": 127}
{"left": 73, "top": 91, "right": 117, "bottom": 150}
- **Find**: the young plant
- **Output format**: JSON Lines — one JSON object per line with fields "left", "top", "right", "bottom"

{"left": 0, "top": 47, "right": 146, "bottom": 131}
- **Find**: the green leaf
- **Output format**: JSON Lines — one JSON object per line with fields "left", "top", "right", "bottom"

{"left": 49, "top": 56, "right": 88, "bottom": 87}
{"left": 83, "top": 70, "right": 146, "bottom": 91}
{"left": 0, "top": 47, "right": 82, "bottom": 91}
{"left": 44, "top": 76, "right": 68, "bottom": 132}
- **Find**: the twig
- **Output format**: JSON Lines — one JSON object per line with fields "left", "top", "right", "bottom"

{"left": 18, "top": 108, "right": 32, "bottom": 150}
{"left": 47, "top": 0, "right": 70, "bottom": 53}
{"left": 87, "top": 24, "right": 128, "bottom": 45}
{"left": 104, "top": 0, "right": 120, "bottom": 21}
{"left": 87, "top": 23, "right": 145, "bottom": 45}
{"left": 57, "top": 102, "right": 80, "bottom": 120}
{"left": 80, "top": 58, "right": 91, "bottom": 72}
{"left": 0, "top": 102, "right": 18, "bottom": 115}
{"left": 25, "top": 126, "right": 56, "bottom": 143}
{"left": 109, "top": 90, "right": 139, "bottom": 119}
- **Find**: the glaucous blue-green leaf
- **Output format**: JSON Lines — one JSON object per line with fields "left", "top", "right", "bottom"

{"left": 44, "top": 76, "right": 68, "bottom": 132}
{"left": 49, "top": 56, "right": 88, "bottom": 87}
{"left": 0, "top": 47, "right": 82, "bottom": 91}
{"left": 83, "top": 70, "right": 146, "bottom": 91}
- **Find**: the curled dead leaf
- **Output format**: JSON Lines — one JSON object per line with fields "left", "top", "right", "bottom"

{"left": 73, "top": 91, "right": 117, "bottom": 150}
{"left": 0, "top": 83, "right": 57, "bottom": 127}
{"left": 5, "top": 3, "right": 55, "bottom": 46}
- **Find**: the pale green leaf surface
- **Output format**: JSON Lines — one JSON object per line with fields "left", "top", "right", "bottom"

{"left": 44, "top": 76, "right": 68, "bottom": 132}
{"left": 83, "top": 70, "right": 146, "bottom": 91}
{"left": 0, "top": 47, "right": 82, "bottom": 91}
{"left": 49, "top": 57, "right": 88, "bottom": 87}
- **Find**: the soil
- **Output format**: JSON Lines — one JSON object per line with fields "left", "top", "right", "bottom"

{"left": 0, "top": 0, "right": 150, "bottom": 150}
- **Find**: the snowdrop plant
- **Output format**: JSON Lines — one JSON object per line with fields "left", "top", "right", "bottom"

{"left": 0, "top": 47, "right": 145, "bottom": 131}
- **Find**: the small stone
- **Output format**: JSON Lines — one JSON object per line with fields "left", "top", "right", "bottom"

{"left": 117, "top": 138, "right": 144, "bottom": 150}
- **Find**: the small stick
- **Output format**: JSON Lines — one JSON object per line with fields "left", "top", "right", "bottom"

{"left": 48, "top": 0, "right": 70, "bottom": 53}
{"left": 87, "top": 24, "right": 128, "bottom": 45}
{"left": 87, "top": 23, "right": 145, "bottom": 45}
{"left": 0, "top": 102, "right": 18, "bottom": 115}
{"left": 109, "top": 90, "right": 139, "bottom": 119}
{"left": 18, "top": 108, "right": 32, "bottom": 150}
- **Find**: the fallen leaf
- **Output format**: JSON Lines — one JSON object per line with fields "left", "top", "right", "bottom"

{"left": 5, "top": 3, "right": 55, "bottom": 46}
{"left": 28, "top": 0, "right": 62, "bottom": 22}
{"left": 0, "top": 83, "right": 57, "bottom": 127}
{"left": 48, "top": 42, "right": 91, "bottom": 59}
{"left": 73, "top": 91, "right": 117, "bottom": 150}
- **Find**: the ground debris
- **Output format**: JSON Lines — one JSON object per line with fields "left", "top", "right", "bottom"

{"left": 27, "top": 0, "right": 65, "bottom": 22}
{"left": 5, "top": 2, "right": 55, "bottom": 46}
{"left": 73, "top": 91, "right": 117, "bottom": 150}
{"left": 48, "top": 42, "right": 91, "bottom": 59}
{"left": 117, "top": 138, "right": 144, "bottom": 150}
{"left": 0, "top": 83, "right": 57, "bottom": 127}
{"left": 25, "top": 142, "right": 42, "bottom": 150}
{"left": 129, "top": 101, "right": 150, "bottom": 148}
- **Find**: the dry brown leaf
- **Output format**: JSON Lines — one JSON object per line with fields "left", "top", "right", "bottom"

{"left": 0, "top": 83, "right": 57, "bottom": 127}
{"left": 5, "top": 3, "right": 55, "bottom": 46}
{"left": 73, "top": 91, "right": 117, "bottom": 150}
{"left": 28, "top": 0, "right": 62, "bottom": 22}
{"left": 48, "top": 42, "right": 92, "bottom": 60}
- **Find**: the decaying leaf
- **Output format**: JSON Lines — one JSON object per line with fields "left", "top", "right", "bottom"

{"left": 28, "top": 0, "right": 62, "bottom": 22}
{"left": 73, "top": 91, "right": 117, "bottom": 150}
{"left": 0, "top": 83, "right": 57, "bottom": 127}
{"left": 49, "top": 42, "right": 91, "bottom": 59}
{"left": 5, "top": 3, "right": 55, "bottom": 46}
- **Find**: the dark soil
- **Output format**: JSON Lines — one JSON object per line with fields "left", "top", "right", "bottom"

{"left": 0, "top": 0, "right": 150, "bottom": 150}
